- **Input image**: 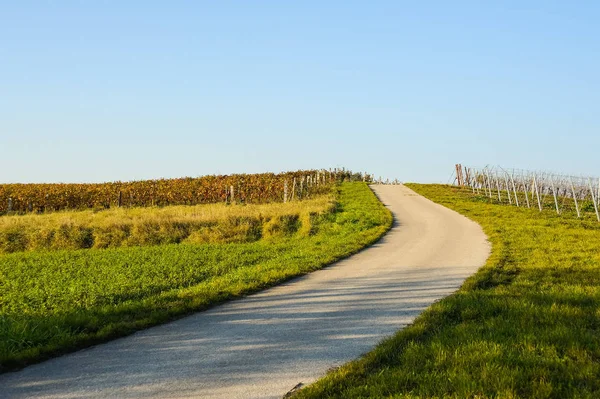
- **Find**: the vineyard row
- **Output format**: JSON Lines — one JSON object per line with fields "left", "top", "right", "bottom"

{"left": 1, "top": 169, "right": 371, "bottom": 215}
{"left": 454, "top": 164, "right": 600, "bottom": 221}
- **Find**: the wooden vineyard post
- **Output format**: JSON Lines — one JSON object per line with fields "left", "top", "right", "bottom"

{"left": 118, "top": 191, "right": 122, "bottom": 208}
{"left": 283, "top": 180, "right": 288, "bottom": 203}
{"left": 533, "top": 175, "right": 542, "bottom": 211}
{"left": 495, "top": 176, "right": 502, "bottom": 202}
{"left": 550, "top": 177, "right": 560, "bottom": 214}
{"left": 455, "top": 164, "right": 461, "bottom": 186}
{"left": 467, "top": 168, "right": 475, "bottom": 194}
{"left": 485, "top": 170, "right": 493, "bottom": 198}
{"left": 504, "top": 174, "right": 512, "bottom": 205}
{"left": 483, "top": 173, "right": 487, "bottom": 196}
{"left": 230, "top": 185, "right": 235, "bottom": 204}
{"left": 480, "top": 170, "right": 485, "bottom": 193}
{"left": 455, "top": 164, "right": 463, "bottom": 186}
{"left": 523, "top": 178, "right": 531, "bottom": 209}
{"left": 482, "top": 172, "right": 487, "bottom": 196}
{"left": 530, "top": 177, "right": 536, "bottom": 208}
{"left": 459, "top": 164, "right": 463, "bottom": 186}
{"left": 588, "top": 178, "right": 600, "bottom": 221}
{"left": 291, "top": 178, "right": 296, "bottom": 201}
{"left": 299, "top": 177, "right": 304, "bottom": 200}
{"left": 467, "top": 166, "right": 473, "bottom": 189}
{"left": 510, "top": 172, "right": 519, "bottom": 207}
{"left": 7, "top": 198, "right": 13, "bottom": 213}
{"left": 570, "top": 178, "right": 581, "bottom": 218}
{"left": 597, "top": 178, "right": 600, "bottom": 209}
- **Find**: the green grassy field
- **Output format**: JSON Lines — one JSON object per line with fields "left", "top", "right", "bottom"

{"left": 0, "top": 182, "right": 392, "bottom": 373}
{"left": 298, "top": 184, "right": 600, "bottom": 399}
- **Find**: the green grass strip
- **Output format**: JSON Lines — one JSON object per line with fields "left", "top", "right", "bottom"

{"left": 297, "top": 184, "right": 600, "bottom": 399}
{"left": 0, "top": 182, "right": 392, "bottom": 373}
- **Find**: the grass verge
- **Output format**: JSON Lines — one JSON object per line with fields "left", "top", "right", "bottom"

{"left": 0, "top": 182, "right": 392, "bottom": 373}
{"left": 297, "top": 184, "right": 600, "bottom": 399}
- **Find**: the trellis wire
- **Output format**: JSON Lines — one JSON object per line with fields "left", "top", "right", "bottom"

{"left": 454, "top": 164, "right": 600, "bottom": 222}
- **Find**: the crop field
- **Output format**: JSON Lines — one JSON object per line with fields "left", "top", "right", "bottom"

{"left": 0, "top": 182, "right": 392, "bottom": 372}
{"left": 298, "top": 184, "right": 600, "bottom": 398}
{"left": 0, "top": 169, "right": 365, "bottom": 214}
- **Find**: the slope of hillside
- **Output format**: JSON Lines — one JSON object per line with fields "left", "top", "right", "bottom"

{"left": 298, "top": 184, "right": 600, "bottom": 399}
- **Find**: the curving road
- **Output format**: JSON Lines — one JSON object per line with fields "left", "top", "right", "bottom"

{"left": 0, "top": 184, "right": 490, "bottom": 399}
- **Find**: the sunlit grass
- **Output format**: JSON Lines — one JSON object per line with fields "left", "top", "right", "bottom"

{"left": 297, "top": 184, "right": 600, "bottom": 399}
{"left": 0, "top": 182, "right": 392, "bottom": 372}
{"left": 0, "top": 194, "right": 334, "bottom": 253}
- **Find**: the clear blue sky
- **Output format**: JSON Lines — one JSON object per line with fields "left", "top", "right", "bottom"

{"left": 1, "top": 1, "right": 598, "bottom": 183}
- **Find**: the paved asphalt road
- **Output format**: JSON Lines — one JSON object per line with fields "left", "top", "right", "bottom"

{"left": 0, "top": 184, "right": 490, "bottom": 399}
